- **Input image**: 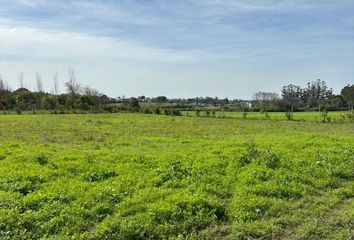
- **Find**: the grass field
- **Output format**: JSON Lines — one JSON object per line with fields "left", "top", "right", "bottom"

{"left": 0, "top": 114, "right": 353, "bottom": 239}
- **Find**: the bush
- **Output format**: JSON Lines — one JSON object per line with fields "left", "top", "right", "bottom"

{"left": 141, "top": 108, "right": 153, "bottom": 114}
{"left": 162, "top": 109, "right": 169, "bottom": 115}
{"left": 160, "top": 109, "right": 181, "bottom": 116}
{"left": 153, "top": 108, "right": 161, "bottom": 115}
{"left": 242, "top": 112, "right": 248, "bottom": 119}
{"left": 346, "top": 112, "right": 354, "bottom": 122}
{"left": 15, "top": 107, "right": 22, "bottom": 115}
{"left": 320, "top": 110, "right": 331, "bottom": 123}
{"left": 171, "top": 109, "right": 181, "bottom": 116}
{"left": 285, "top": 111, "right": 293, "bottom": 121}
{"left": 239, "top": 140, "right": 259, "bottom": 166}
{"left": 264, "top": 112, "right": 270, "bottom": 120}
{"left": 196, "top": 109, "right": 201, "bottom": 117}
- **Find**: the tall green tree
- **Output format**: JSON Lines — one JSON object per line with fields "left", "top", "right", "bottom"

{"left": 341, "top": 84, "right": 354, "bottom": 111}
{"left": 303, "top": 79, "right": 332, "bottom": 112}
{"left": 281, "top": 84, "right": 302, "bottom": 116}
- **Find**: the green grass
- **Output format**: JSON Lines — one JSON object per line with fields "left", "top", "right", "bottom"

{"left": 0, "top": 114, "right": 353, "bottom": 239}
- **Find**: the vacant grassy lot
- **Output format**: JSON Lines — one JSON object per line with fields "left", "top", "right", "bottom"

{"left": 0, "top": 114, "right": 353, "bottom": 239}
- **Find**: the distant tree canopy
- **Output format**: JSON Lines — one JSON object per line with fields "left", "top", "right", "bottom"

{"left": 0, "top": 70, "right": 352, "bottom": 114}
{"left": 341, "top": 84, "right": 354, "bottom": 111}
{"left": 276, "top": 79, "right": 346, "bottom": 112}
{"left": 303, "top": 79, "right": 333, "bottom": 110}
{"left": 154, "top": 96, "right": 168, "bottom": 103}
{"left": 281, "top": 84, "right": 302, "bottom": 112}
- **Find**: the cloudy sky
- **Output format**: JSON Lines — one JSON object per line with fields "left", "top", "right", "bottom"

{"left": 0, "top": 0, "right": 353, "bottom": 98}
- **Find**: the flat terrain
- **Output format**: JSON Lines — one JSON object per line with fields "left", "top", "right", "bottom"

{"left": 0, "top": 114, "right": 353, "bottom": 239}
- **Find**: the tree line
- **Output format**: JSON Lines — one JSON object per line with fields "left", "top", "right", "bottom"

{"left": 253, "top": 79, "right": 354, "bottom": 114}
{"left": 0, "top": 70, "right": 353, "bottom": 115}
{"left": 0, "top": 70, "right": 114, "bottom": 114}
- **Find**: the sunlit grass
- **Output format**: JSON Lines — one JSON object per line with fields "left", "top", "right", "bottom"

{"left": 0, "top": 114, "right": 353, "bottom": 239}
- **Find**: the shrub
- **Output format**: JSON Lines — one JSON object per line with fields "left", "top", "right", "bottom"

{"left": 242, "top": 112, "right": 248, "bottom": 119}
{"left": 141, "top": 108, "right": 152, "bottom": 114}
{"left": 162, "top": 109, "right": 169, "bottom": 115}
{"left": 15, "top": 107, "right": 22, "bottom": 115}
{"left": 196, "top": 109, "right": 201, "bottom": 117}
{"left": 320, "top": 110, "right": 331, "bottom": 123}
{"left": 153, "top": 108, "right": 161, "bottom": 115}
{"left": 264, "top": 112, "right": 270, "bottom": 120}
{"left": 285, "top": 111, "right": 293, "bottom": 121}
{"left": 239, "top": 140, "right": 259, "bottom": 166}
{"left": 171, "top": 109, "right": 181, "bottom": 116}
{"left": 346, "top": 112, "right": 354, "bottom": 122}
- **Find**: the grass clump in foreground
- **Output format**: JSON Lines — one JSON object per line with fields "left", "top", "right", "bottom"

{"left": 0, "top": 114, "right": 353, "bottom": 239}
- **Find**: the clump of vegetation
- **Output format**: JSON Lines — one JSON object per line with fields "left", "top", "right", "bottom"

{"left": 196, "top": 109, "right": 201, "bottom": 117}
{"left": 35, "top": 154, "right": 48, "bottom": 165}
{"left": 285, "top": 111, "right": 293, "bottom": 120}
{"left": 260, "top": 109, "right": 270, "bottom": 120}
{"left": 346, "top": 112, "right": 354, "bottom": 122}
{"left": 320, "top": 110, "right": 332, "bottom": 123}
{"left": 239, "top": 140, "right": 259, "bottom": 166}
{"left": 161, "top": 109, "right": 181, "bottom": 116}
{"left": 83, "top": 170, "right": 118, "bottom": 182}
{"left": 242, "top": 111, "right": 248, "bottom": 119}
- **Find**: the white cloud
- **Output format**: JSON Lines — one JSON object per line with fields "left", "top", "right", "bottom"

{"left": 0, "top": 22, "right": 228, "bottom": 96}
{"left": 0, "top": 1, "right": 352, "bottom": 98}
{"left": 0, "top": 22, "right": 213, "bottom": 64}
{"left": 194, "top": 0, "right": 350, "bottom": 12}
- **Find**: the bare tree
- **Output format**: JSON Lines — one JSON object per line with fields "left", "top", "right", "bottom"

{"left": 0, "top": 75, "right": 10, "bottom": 91}
{"left": 65, "top": 67, "right": 81, "bottom": 96}
{"left": 36, "top": 72, "right": 44, "bottom": 92}
{"left": 0, "top": 74, "right": 4, "bottom": 91}
{"left": 19, "top": 72, "right": 24, "bottom": 89}
{"left": 253, "top": 91, "right": 280, "bottom": 112}
{"left": 65, "top": 67, "right": 81, "bottom": 108}
{"left": 53, "top": 72, "right": 59, "bottom": 95}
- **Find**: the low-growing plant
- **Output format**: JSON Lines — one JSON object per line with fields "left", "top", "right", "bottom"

{"left": 36, "top": 154, "right": 48, "bottom": 165}
{"left": 83, "top": 170, "right": 119, "bottom": 182}
{"left": 239, "top": 140, "right": 259, "bottom": 166}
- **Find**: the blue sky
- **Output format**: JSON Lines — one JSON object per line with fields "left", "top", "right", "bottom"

{"left": 0, "top": 0, "right": 353, "bottom": 98}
